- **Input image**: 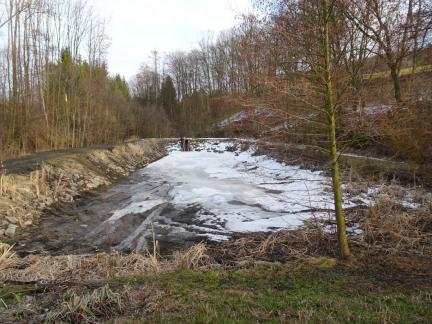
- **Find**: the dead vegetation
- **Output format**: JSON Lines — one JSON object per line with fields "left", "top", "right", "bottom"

{"left": 32, "top": 245, "right": 211, "bottom": 323}
{"left": 0, "top": 198, "right": 431, "bottom": 322}
{"left": 210, "top": 213, "right": 431, "bottom": 266}
{"left": 0, "top": 243, "right": 212, "bottom": 322}
{"left": 0, "top": 140, "right": 166, "bottom": 238}
{"left": 0, "top": 243, "right": 212, "bottom": 285}
{"left": 1, "top": 142, "right": 431, "bottom": 321}
{"left": 208, "top": 222, "right": 341, "bottom": 264}
{"left": 1, "top": 181, "right": 430, "bottom": 283}
{"left": 0, "top": 243, "right": 17, "bottom": 271}
{"left": 209, "top": 184, "right": 432, "bottom": 264}
{"left": 46, "top": 285, "right": 125, "bottom": 323}
{"left": 173, "top": 243, "right": 212, "bottom": 271}
{"left": 363, "top": 195, "right": 432, "bottom": 256}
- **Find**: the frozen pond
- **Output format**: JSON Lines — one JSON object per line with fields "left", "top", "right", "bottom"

{"left": 15, "top": 139, "right": 423, "bottom": 256}
{"left": 86, "top": 141, "right": 357, "bottom": 251}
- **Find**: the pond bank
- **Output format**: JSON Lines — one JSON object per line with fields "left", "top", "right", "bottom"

{"left": 0, "top": 140, "right": 167, "bottom": 240}
{"left": 6, "top": 139, "right": 372, "bottom": 256}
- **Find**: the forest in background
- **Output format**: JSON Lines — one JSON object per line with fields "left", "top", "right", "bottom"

{"left": 133, "top": 0, "right": 432, "bottom": 164}
{"left": 1, "top": 0, "right": 432, "bottom": 165}
{"left": 0, "top": 0, "right": 143, "bottom": 159}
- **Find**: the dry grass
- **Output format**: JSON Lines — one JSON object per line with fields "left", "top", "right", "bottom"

{"left": 0, "top": 208, "right": 430, "bottom": 322}
{"left": 209, "top": 202, "right": 431, "bottom": 264}
{"left": 0, "top": 174, "right": 18, "bottom": 200}
{"left": 0, "top": 243, "right": 17, "bottom": 271}
{"left": 173, "top": 243, "right": 212, "bottom": 270}
{"left": 88, "top": 140, "right": 166, "bottom": 178}
{"left": 0, "top": 173, "right": 5, "bottom": 197}
{"left": 0, "top": 252, "right": 159, "bottom": 283}
{"left": 363, "top": 195, "right": 432, "bottom": 256}
{"left": 2, "top": 190, "right": 430, "bottom": 283}
{"left": 209, "top": 184, "right": 432, "bottom": 263}
{"left": 208, "top": 222, "right": 341, "bottom": 265}
{"left": 363, "top": 64, "right": 432, "bottom": 80}
{"left": 0, "top": 141, "right": 166, "bottom": 237}
{"left": 0, "top": 244, "right": 213, "bottom": 284}
{"left": 46, "top": 285, "right": 125, "bottom": 323}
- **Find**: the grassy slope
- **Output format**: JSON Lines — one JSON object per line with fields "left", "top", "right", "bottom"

{"left": 1, "top": 259, "right": 431, "bottom": 323}
{"left": 363, "top": 64, "right": 432, "bottom": 80}
{"left": 141, "top": 267, "right": 431, "bottom": 323}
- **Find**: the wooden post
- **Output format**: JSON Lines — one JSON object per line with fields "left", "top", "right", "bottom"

{"left": 180, "top": 137, "right": 191, "bottom": 151}
{"left": 180, "top": 137, "right": 185, "bottom": 151}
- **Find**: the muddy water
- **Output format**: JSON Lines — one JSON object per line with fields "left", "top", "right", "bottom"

{"left": 14, "top": 141, "right": 346, "bottom": 256}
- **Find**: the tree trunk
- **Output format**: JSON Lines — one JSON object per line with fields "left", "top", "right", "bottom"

{"left": 390, "top": 63, "right": 402, "bottom": 103}
{"left": 322, "top": 0, "right": 351, "bottom": 260}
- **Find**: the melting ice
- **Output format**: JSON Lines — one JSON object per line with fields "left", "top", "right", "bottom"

{"left": 91, "top": 140, "right": 348, "bottom": 249}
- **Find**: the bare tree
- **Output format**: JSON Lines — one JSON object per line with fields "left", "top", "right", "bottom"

{"left": 344, "top": 0, "right": 432, "bottom": 103}
{"left": 0, "top": 0, "right": 135, "bottom": 158}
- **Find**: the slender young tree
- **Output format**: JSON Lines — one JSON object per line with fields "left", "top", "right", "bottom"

{"left": 254, "top": 0, "right": 352, "bottom": 259}
{"left": 322, "top": 0, "right": 350, "bottom": 259}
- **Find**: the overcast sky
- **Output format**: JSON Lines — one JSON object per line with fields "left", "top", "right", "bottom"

{"left": 92, "top": 0, "right": 254, "bottom": 79}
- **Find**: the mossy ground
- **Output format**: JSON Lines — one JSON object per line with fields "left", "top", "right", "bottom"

{"left": 0, "top": 283, "right": 38, "bottom": 308}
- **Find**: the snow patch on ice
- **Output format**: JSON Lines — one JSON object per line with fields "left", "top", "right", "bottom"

{"left": 90, "top": 140, "right": 428, "bottom": 248}
{"left": 105, "top": 140, "right": 365, "bottom": 242}
{"left": 108, "top": 200, "right": 164, "bottom": 221}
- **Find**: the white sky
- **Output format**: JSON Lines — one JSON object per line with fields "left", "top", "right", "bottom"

{"left": 92, "top": 0, "right": 254, "bottom": 79}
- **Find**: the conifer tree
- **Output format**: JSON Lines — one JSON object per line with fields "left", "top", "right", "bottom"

{"left": 160, "top": 75, "right": 177, "bottom": 118}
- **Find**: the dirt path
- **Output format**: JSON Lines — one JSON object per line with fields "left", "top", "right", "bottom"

{"left": 2, "top": 145, "right": 115, "bottom": 175}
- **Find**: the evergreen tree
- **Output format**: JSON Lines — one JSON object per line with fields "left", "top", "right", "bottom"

{"left": 112, "top": 74, "right": 131, "bottom": 101}
{"left": 160, "top": 76, "right": 177, "bottom": 118}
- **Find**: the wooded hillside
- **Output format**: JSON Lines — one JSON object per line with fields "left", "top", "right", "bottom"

{"left": 0, "top": 0, "right": 142, "bottom": 159}
{"left": 1, "top": 0, "right": 432, "bottom": 166}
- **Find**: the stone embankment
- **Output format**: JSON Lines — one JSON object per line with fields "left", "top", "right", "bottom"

{"left": 0, "top": 140, "right": 166, "bottom": 238}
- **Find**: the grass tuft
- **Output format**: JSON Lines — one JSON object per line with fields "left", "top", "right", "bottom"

{"left": 173, "top": 243, "right": 212, "bottom": 270}
{"left": 0, "top": 243, "right": 17, "bottom": 271}
{"left": 46, "top": 285, "right": 124, "bottom": 323}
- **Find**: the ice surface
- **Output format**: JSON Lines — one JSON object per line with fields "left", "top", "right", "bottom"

{"left": 109, "top": 200, "right": 165, "bottom": 221}
{"left": 147, "top": 143, "right": 335, "bottom": 232}
{"left": 86, "top": 140, "right": 426, "bottom": 251}
{"left": 103, "top": 141, "right": 355, "bottom": 243}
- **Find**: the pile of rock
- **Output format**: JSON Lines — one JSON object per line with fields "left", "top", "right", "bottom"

{"left": 0, "top": 217, "right": 19, "bottom": 238}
